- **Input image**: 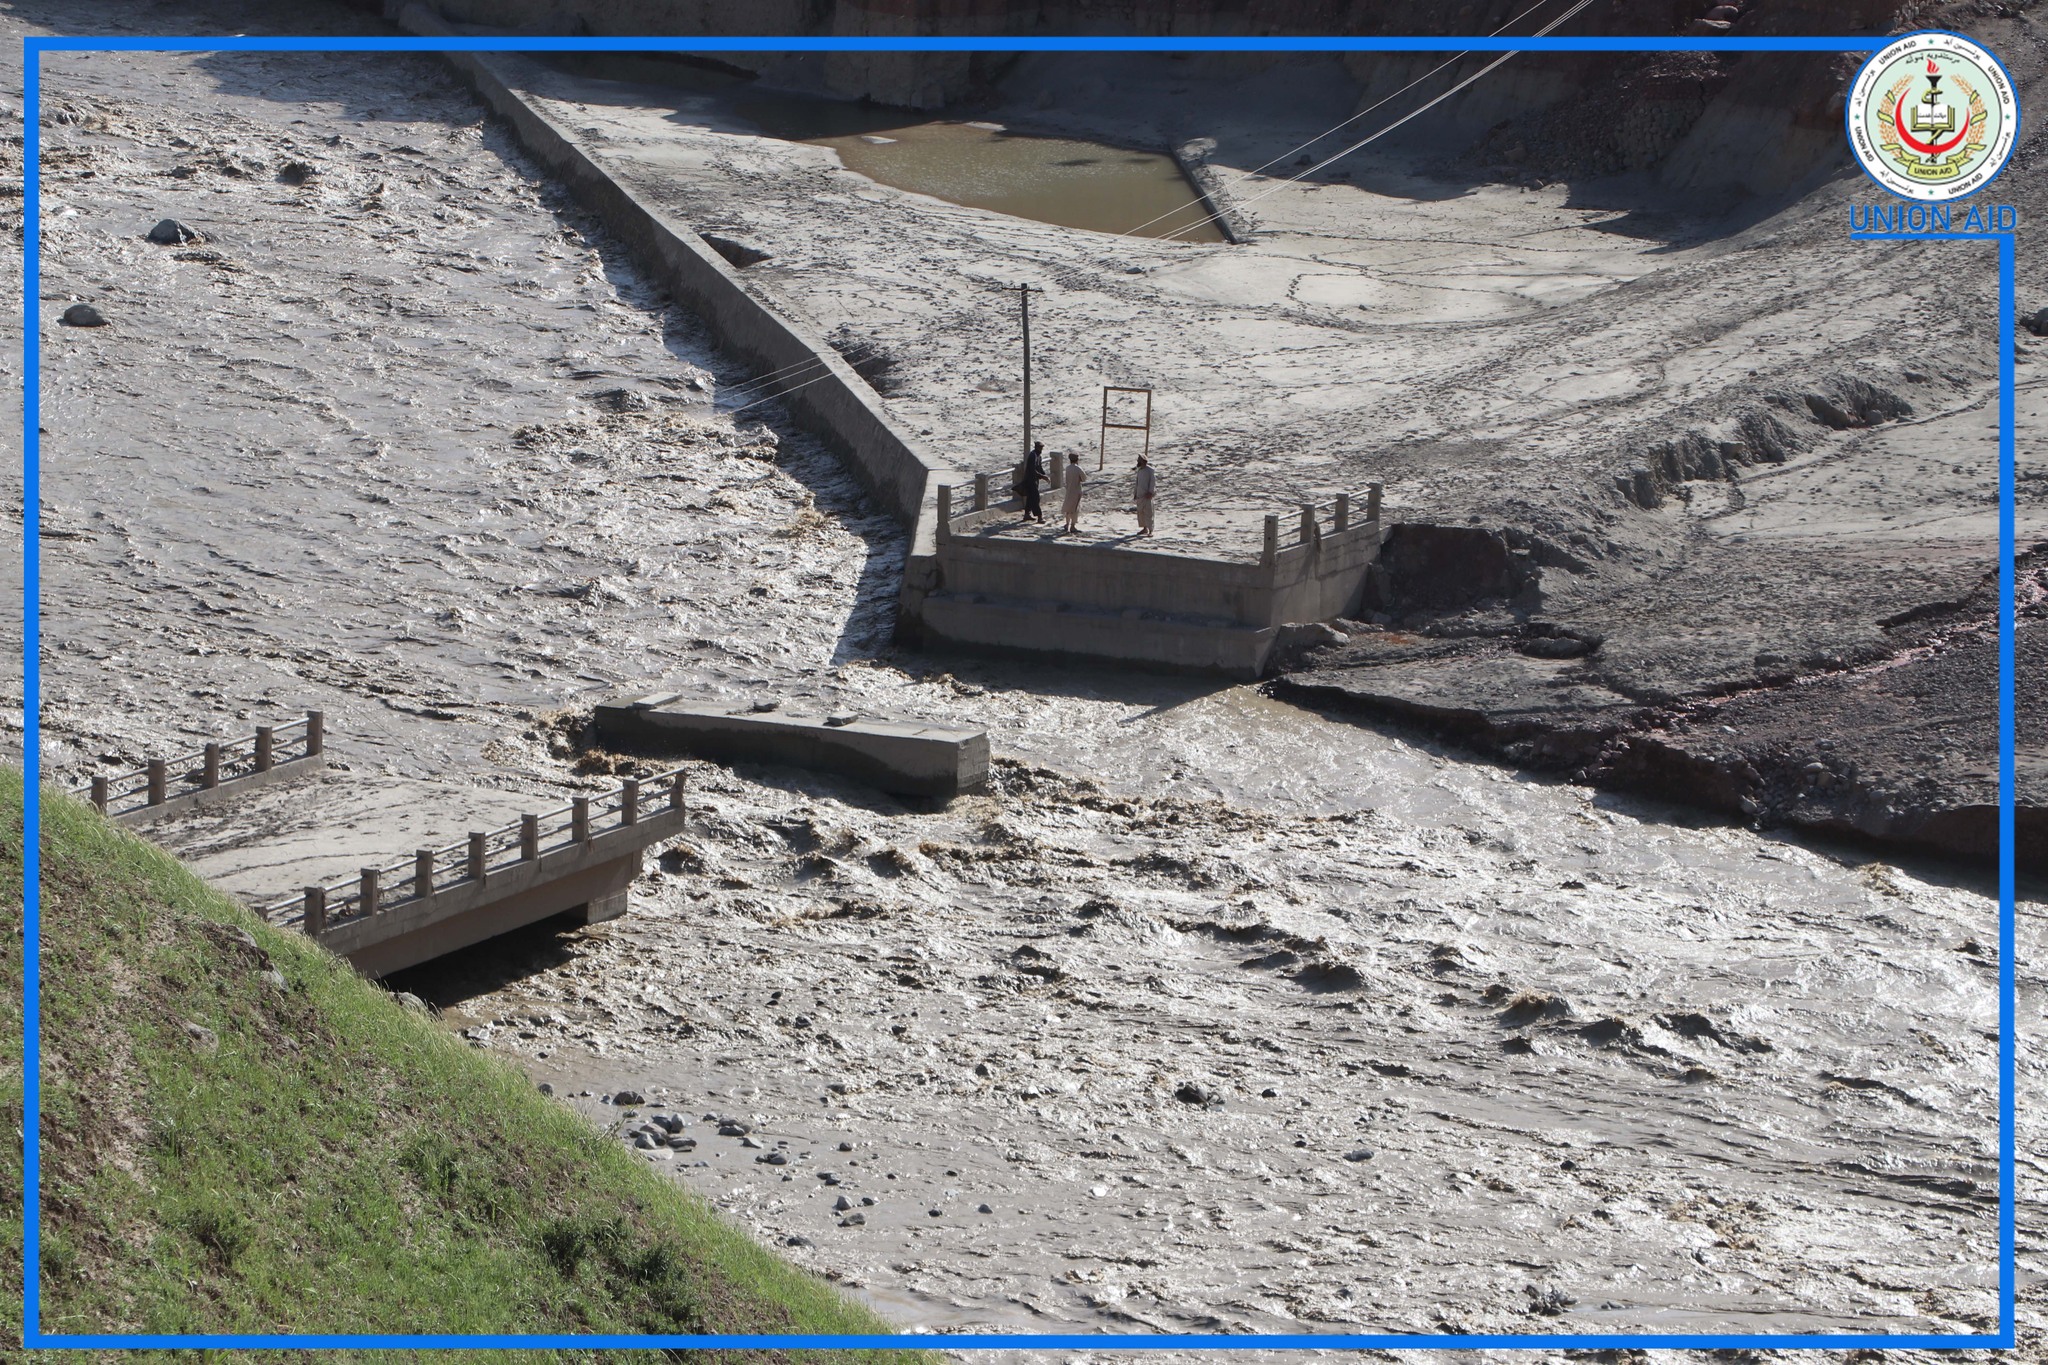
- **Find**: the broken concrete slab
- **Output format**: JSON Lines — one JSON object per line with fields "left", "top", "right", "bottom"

{"left": 595, "top": 695, "right": 989, "bottom": 799}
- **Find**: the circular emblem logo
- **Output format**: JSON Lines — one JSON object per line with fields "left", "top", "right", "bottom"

{"left": 1846, "top": 31, "right": 2018, "bottom": 201}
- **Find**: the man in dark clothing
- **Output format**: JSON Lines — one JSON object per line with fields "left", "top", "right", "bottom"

{"left": 1021, "top": 441, "right": 1047, "bottom": 522}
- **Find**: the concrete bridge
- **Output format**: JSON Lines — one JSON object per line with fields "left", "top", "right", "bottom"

{"left": 908, "top": 484, "right": 1385, "bottom": 676}
{"left": 258, "top": 771, "right": 691, "bottom": 979}
{"left": 74, "top": 717, "right": 694, "bottom": 979}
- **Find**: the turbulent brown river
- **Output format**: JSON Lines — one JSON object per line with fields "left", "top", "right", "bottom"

{"left": 22, "top": 17, "right": 2040, "bottom": 1351}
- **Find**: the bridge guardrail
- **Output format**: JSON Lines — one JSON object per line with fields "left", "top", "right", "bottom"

{"left": 268, "top": 768, "right": 689, "bottom": 936}
{"left": 73, "top": 712, "right": 325, "bottom": 822}
{"left": 936, "top": 476, "right": 1384, "bottom": 565}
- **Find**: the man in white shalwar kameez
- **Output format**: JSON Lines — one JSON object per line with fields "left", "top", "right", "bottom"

{"left": 1132, "top": 455, "right": 1157, "bottom": 537}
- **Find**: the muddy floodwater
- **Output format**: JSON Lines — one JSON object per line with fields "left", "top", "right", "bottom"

{"left": 551, "top": 54, "right": 1226, "bottom": 241}
{"left": 24, "top": 18, "right": 2040, "bottom": 1354}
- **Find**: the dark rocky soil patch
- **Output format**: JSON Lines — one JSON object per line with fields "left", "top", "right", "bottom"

{"left": 1279, "top": 552, "right": 2047, "bottom": 870}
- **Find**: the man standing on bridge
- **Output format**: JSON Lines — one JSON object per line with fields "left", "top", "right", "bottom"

{"left": 1060, "top": 451, "right": 1086, "bottom": 533}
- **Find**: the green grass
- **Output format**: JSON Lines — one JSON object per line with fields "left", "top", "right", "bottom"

{"left": 2, "top": 769, "right": 21, "bottom": 1358}
{"left": 25, "top": 775, "right": 931, "bottom": 1361}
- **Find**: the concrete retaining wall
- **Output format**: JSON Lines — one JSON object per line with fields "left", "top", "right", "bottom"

{"left": 393, "top": 3, "right": 957, "bottom": 539}
{"left": 916, "top": 505, "right": 1379, "bottom": 676}
{"left": 1267, "top": 520, "right": 1382, "bottom": 624}
{"left": 919, "top": 594, "right": 1277, "bottom": 676}
{"left": 936, "top": 537, "right": 1265, "bottom": 624}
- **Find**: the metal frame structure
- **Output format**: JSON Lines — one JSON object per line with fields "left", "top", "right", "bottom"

{"left": 1097, "top": 385, "right": 1152, "bottom": 469}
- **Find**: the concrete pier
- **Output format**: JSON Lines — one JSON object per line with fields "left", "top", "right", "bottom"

{"left": 595, "top": 696, "right": 989, "bottom": 798}
{"left": 913, "top": 495, "right": 1382, "bottom": 677}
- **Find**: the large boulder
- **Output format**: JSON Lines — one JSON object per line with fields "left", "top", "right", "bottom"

{"left": 146, "top": 217, "right": 202, "bottom": 245}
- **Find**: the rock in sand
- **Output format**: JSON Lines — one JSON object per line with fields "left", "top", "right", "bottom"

{"left": 146, "top": 218, "right": 202, "bottom": 245}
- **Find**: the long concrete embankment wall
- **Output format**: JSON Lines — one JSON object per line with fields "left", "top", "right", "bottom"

{"left": 392, "top": 2, "right": 956, "bottom": 552}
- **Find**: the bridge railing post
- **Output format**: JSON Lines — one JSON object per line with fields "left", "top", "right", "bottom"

{"left": 255, "top": 726, "right": 275, "bottom": 774}
{"left": 202, "top": 742, "right": 221, "bottom": 789}
{"left": 304, "top": 885, "right": 325, "bottom": 937}
{"left": 414, "top": 848, "right": 434, "bottom": 901}
{"left": 468, "top": 831, "right": 487, "bottom": 884}
{"left": 520, "top": 814, "right": 539, "bottom": 861}
{"left": 146, "top": 759, "right": 167, "bottom": 807}
{"left": 359, "top": 867, "right": 380, "bottom": 918}
{"left": 572, "top": 797, "right": 590, "bottom": 844}
{"left": 669, "top": 770, "right": 686, "bottom": 817}
{"left": 1334, "top": 493, "right": 1349, "bottom": 532}
{"left": 1367, "top": 482, "right": 1383, "bottom": 524}
{"left": 306, "top": 710, "right": 324, "bottom": 758}
{"left": 1261, "top": 515, "right": 1279, "bottom": 567}
{"left": 90, "top": 775, "right": 108, "bottom": 813}
{"left": 621, "top": 779, "right": 639, "bottom": 826}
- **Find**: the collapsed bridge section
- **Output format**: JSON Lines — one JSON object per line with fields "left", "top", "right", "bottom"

{"left": 260, "top": 773, "right": 691, "bottom": 979}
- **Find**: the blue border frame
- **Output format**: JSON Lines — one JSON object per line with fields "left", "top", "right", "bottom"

{"left": 19, "top": 31, "right": 2018, "bottom": 1353}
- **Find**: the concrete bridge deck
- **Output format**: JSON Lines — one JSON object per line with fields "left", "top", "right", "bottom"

{"left": 594, "top": 696, "right": 988, "bottom": 799}
{"left": 268, "top": 771, "right": 688, "bottom": 978}
{"left": 245, "top": 770, "right": 688, "bottom": 979}
{"left": 119, "top": 735, "right": 694, "bottom": 980}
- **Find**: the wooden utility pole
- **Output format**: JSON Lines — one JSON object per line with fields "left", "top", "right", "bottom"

{"left": 1016, "top": 283, "right": 1042, "bottom": 463}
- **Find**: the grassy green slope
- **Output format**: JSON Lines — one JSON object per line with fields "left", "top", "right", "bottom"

{"left": 2, "top": 770, "right": 21, "bottom": 1355}
{"left": 30, "top": 779, "right": 927, "bottom": 1360}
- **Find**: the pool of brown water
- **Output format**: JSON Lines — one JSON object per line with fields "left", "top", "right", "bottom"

{"left": 552, "top": 53, "right": 1226, "bottom": 242}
